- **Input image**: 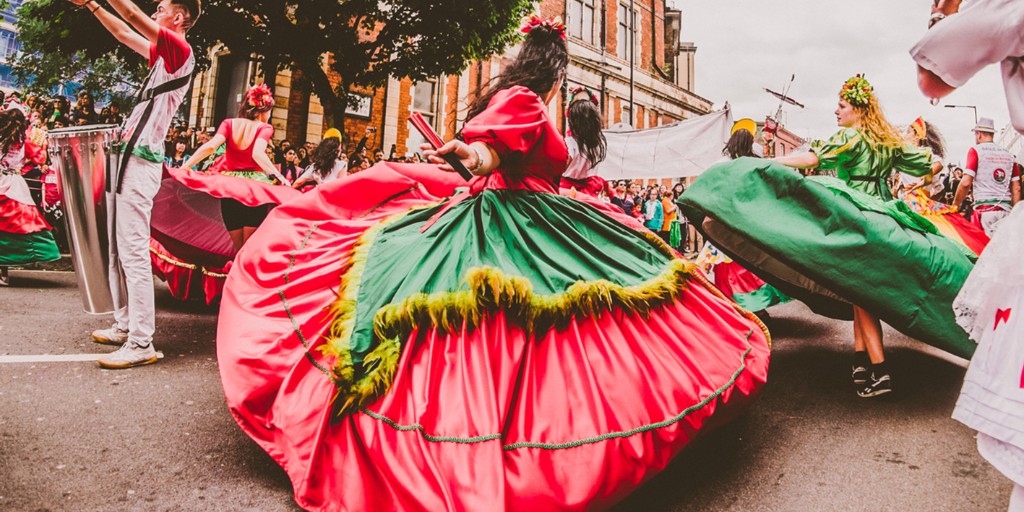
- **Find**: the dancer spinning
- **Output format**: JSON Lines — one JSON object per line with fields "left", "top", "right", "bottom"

{"left": 216, "top": 18, "right": 769, "bottom": 511}
{"left": 681, "top": 75, "right": 977, "bottom": 398}
{"left": 0, "top": 107, "right": 58, "bottom": 286}
{"left": 145, "top": 84, "right": 299, "bottom": 304}
{"left": 178, "top": 83, "right": 292, "bottom": 250}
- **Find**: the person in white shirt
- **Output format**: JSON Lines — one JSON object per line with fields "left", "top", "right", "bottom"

{"left": 70, "top": 0, "right": 201, "bottom": 370}
{"left": 293, "top": 131, "right": 346, "bottom": 188}
{"left": 952, "top": 117, "right": 1021, "bottom": 236}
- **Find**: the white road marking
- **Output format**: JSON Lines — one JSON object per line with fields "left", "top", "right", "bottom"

{"left": 0, "top": 352, "right": 165, "bottom": 363}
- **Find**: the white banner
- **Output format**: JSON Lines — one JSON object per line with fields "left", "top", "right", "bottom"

{"left": 593, "top": 106, "right": 733, "bottom": 180}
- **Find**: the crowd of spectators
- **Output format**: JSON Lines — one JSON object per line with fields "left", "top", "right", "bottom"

{"left": 599, "top": 179, "right": 699, "bottom": 255}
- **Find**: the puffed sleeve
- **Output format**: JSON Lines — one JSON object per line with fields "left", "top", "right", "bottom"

{"left": 811, "top": 128, "right": 860, "bottom": 170}
{"left": 461, "top": 86, "right": 548, "bottom": 159}
{"left": 257, "top": 123, "right": 275, "bottom": 142}
{"left": 214, "top": 119, "right": 231, "bottom": 139}
{"left": 894, "top": 145, "right": 933, "bottom": 177}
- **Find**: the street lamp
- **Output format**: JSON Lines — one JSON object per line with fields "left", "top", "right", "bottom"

{"left": 944, "top": 104, "right": 978, "bottom": 124}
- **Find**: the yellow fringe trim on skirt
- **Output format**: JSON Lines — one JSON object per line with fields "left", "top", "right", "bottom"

{"left": 323, "top": 257, "right": 702, "bottom": 417}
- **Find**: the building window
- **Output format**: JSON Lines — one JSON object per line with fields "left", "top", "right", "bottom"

{"left": 407, "top": 79, "right": 439, "bottom": 156}
{"left": 621, "top": 102, "right": 632, "bottom": 128}
{"left": 568, "top": 0, "right": 596, "bottom": 45}
{"left": 617, "top": 4, "right": 637, "bottom": 60}
{"left": 0, "top": 29, "right": 21, "bottom": 62}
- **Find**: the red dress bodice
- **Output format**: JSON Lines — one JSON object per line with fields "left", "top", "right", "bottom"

{"left": 461, "top": 86, "right": 568, "bottom": 194}
{"left": 216, "top": 119, "right": 274, "bottom": 172}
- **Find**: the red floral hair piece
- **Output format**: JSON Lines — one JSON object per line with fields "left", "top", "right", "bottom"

{"left": 568, "top": 86, "right": 599, "bottom": 106}
{"left": 521, "top": 15, "right": 566, "bottom": 40}
{"left": 245, "top": 83, "right": 275, "bottom": 112}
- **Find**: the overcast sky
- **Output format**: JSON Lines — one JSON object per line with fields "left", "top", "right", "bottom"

{"left": 670, "top": 0, "right": 1009, "bottom": 165}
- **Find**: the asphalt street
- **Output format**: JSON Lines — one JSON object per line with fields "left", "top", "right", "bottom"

{"left": 0, "top": 270, "right": 1011, "bottom": 511}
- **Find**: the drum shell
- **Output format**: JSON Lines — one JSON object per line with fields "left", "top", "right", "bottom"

{"left": 47, "top": 125, "right": 125, "bottom": 314}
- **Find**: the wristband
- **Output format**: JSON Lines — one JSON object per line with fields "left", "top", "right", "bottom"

{"left": 467, "top": 145, "right": 483, "bottom": 173}
{"left": 928, "top": 12, "right": 946, "bottom": 28}
{"left": 89, "top": 1, "right": 101, "bottom": 13}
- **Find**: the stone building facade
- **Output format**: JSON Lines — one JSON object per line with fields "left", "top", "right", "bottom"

{"left": 185, "top": 0, "right": 712, "bottom": 158}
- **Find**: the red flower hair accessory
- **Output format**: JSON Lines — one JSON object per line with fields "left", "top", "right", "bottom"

{"left": 245, "top": 83, "right": 275, "bottom": 112}
{"left": 521, "top": 15, "right": 566, "bottom": 39}
{"left": 568, "top": 86, "right": 599, "bottom": 106}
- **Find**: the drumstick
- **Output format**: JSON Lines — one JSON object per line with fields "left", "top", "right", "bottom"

{"left": 409, "top": 112, "right": 473, "bottom": 181}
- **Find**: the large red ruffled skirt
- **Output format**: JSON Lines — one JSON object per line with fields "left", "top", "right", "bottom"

{"left": 218, "top": 163, "right": 770, "bottom": 511}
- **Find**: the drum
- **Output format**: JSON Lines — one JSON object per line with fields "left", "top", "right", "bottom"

{"left": 47, "top": 125, "right": 124, "bottom": 314}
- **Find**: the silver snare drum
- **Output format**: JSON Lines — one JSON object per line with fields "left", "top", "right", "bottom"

{"left": 47, "top": 125, "right": 124, "bottom": 314}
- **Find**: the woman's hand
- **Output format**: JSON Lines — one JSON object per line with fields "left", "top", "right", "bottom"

{"left": 269, "top": 172, "right": 291, "bottom": 187}
{"left": 421, "top": 141, "right": 475, "bottom": 173}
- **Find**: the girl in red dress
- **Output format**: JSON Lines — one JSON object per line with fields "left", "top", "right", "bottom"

{"left": 149, "top": 85, "right": 300, "bottom": 303}
{"left": 217, "top": 18, "right": 769, "bottom": 511}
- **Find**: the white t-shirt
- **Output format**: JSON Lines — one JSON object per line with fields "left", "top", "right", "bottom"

{"left": 965, "top": 142, "right": 1019, "bottom": 207}
{"left": 562, "top": 136, "right": 593, "bottom": 181}
{"left": 299, "top": 159, "right": 347, "bottom": 184}
{"left": 911, "top": 0, "right": 1024, "bottom": 134}
{"left": 122, "top": 28, "right": 194, "bottom": 160}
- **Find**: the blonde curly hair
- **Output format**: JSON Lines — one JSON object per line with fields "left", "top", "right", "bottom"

{"left": 851, "top": 95, "right": 905, "bottom": 150}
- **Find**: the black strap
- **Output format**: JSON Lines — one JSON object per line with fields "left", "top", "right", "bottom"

{"left": 847, "top": 176, "right": 878, "bottom": 182}
{"left": 113, "top": 74, "right": 193, "bottom": 194}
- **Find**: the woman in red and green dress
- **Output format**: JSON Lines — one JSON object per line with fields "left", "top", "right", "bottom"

{"left": 215, "top": 18, "right": 770, "bottom": 511}
{"left": 681, "top": 75, "right": 977, "bottom": 398}
{"left": 0, "top": 107, "right": 59, "bottom": 285}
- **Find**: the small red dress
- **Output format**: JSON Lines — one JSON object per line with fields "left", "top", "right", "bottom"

{"left": 217, "top": 86, "right": 770, "bottom": 511}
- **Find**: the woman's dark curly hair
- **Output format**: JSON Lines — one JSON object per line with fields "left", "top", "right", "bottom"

{"left": 919, "top": 120, "right": 946, "bottom": 160}
{"left": 309, "top": 137, "right": 341, "bottom": 179}
{"left": 567, "top": 98, "right": 607, "bottom": 167}
{"left": 464, "top": 24, "right": 568, "bottom": 124}
{"left": 0, "top": 108, "right": 27, "bottom": 156}
{"left": 723, "top": 129, "right": 755, "bottom": 160}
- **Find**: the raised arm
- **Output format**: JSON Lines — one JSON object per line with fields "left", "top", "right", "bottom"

{"left": 181, "top": 133, "right": 226, "bottom": 170}
{"left": 252, "top": 138, "right": 290, "bottom": 186}
{"left": 68, "top": 0, "right": 149, "bottom": 57}
{"left": 773, "top": 151, "right": 820, "bottom": 169}
{"left": 106, "top": 0, "right": 161, "bottom": 42}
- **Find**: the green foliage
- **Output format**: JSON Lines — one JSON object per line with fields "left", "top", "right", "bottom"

{"left": 15, "top": 0, "right": 534, "bottom": 122}
{"left": 12, "top": 0, "right": 148, "bottom": 101}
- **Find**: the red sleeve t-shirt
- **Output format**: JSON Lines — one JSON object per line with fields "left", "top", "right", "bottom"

{"left": 965, "top": 147, "right": 979, "bottom": 177}
{"left": 149, "top": 27, "right": 191, "bottom": 74}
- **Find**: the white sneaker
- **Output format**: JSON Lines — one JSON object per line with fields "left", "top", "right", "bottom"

{"left": 0, "top": 267, "right": 9, "bottom": 286}
{"left": 97, "top": 341, "right": 158, "bottom": 369}
{"left": 92, "top": 325, "right": 129, "bottom": 346}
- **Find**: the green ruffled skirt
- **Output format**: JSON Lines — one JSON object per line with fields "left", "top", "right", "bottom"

{"left": 0, "top": 230, "right": 60, "bottom": 266}
{"left": 679, "top": 157, "right": 975, "bottom": 359}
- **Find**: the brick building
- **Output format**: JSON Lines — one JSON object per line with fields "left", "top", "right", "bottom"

{"left": 185, "top": 0, "right": 712, "bottom": 158}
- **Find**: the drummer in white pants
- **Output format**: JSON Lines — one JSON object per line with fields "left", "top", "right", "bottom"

{"left": 66, "top": 0, "right": 199, "bottom": 369}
